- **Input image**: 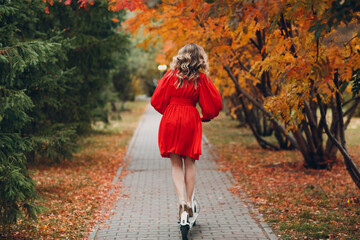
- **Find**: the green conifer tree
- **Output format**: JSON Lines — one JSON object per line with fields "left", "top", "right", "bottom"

{"left": 0, "top": 0, "right": 46, "bottom": 230}
{"left": 0, "top": 0, "right": 130, "bottom": 229}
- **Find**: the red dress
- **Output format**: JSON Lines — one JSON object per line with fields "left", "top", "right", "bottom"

{"left": 150, "top": 70, "right": 223, "bottom": 160}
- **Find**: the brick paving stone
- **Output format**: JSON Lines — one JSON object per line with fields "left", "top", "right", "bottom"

{"left": 89, "top": 103, "right": 278, "bottom": 240}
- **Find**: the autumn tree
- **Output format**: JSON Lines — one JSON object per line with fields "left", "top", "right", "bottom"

{"left": 309, "top": 0, "right": 360, "bottom": 190}
{"left": 115, "top": 0, "right": 360, "bottom": 188}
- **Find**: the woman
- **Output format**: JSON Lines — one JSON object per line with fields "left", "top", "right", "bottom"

{"left": 151, "top": 43, "right": 223, "bottom": 219}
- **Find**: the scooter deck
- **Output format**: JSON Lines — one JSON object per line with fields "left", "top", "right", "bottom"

{"left": 188, "top": 212, "right": 199, "bottom": 225}
{"left": 179, "top": 196, "right": 200, "bottom": 240}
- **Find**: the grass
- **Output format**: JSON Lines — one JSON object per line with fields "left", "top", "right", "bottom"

{"left": 202, "top": 111, "right": 360, "bottom": 240}
{"left": 346, "top": 118, "right": 360, "bottom": 147}
{"left": 3, "top": 100, "right": 149, "bottom": 239}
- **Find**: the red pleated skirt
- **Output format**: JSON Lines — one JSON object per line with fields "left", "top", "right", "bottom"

{"left": 158, "top": 97, "right": 202, "bottom": 160}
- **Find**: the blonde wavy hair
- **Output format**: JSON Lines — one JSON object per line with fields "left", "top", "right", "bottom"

{"left": 169, "top": 43, "right": 209, "bottom": 89}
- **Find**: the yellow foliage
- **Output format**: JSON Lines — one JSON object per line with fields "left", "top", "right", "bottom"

{"left": 118, "top": 0, "right": 360, "bottom": 125}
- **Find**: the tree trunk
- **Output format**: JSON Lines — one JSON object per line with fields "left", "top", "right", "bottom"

{"left": 239, "top": 95, "right": 280, "bottom": 150}
{"left": 318, "top": 90, "right": 360, "bottom": 189}
{"left": 223, "top": 64, "right": 340, "bottom": 169}
{"left": 223, "top": 64, "right": 300, "bottom": 149}
{"left": 227, "top": 93, "right": 246, "bottom": 123}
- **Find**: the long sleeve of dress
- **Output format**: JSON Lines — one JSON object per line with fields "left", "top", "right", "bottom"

{"left": 199, "top": 75, "right": 223, "bottom": 121}
{"left": 151, "top": 70, "right": 173, "bottom": 115}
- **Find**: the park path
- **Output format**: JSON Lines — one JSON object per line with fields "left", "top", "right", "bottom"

{"left": 89, "top": 103, "right": 278, "bottom": 240}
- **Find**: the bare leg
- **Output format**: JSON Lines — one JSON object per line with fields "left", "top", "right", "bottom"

{"left": 169, "top": 153, "right": 185, "bottom": 202}
{"left": 184, "top": 156, "right": 196, "bottom": 204}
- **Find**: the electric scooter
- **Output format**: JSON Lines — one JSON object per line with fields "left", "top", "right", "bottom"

{"left": 179, "top": 193, "right": 200, "bottom": 240}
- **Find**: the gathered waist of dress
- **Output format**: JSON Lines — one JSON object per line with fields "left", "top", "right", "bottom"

{"left": 169, "top": 97, "right": 196, "bottom": 107}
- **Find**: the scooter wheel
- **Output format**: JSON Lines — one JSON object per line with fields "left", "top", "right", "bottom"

{"left": 180, "top": 225, "right": 189, "bottom": 240}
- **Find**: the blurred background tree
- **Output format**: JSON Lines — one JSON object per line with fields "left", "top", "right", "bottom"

{"left": 127, "top": 28, "right": 160, "bottom": 97}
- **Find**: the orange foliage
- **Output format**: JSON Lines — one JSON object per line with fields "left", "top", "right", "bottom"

{"left": 46, "top": 0, "right": 94, "bottom": 8}
{"left": 203, "top": 113, "right": 360, "bottom": 239}
{"left": 4, "top": 133, "right": 129, "bottom": 239}
{"left": 116, "top": 0, "right": 360, "bottom": 128}
{"left": 108, "top": 0, "right": 145, "bottom": 11}
{"left": 221, "top": 144, "right": 360, "bottom": 239}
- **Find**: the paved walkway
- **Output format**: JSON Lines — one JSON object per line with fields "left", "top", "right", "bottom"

{"left": 89, "top": 104, "right": 278, "bottom": 240}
